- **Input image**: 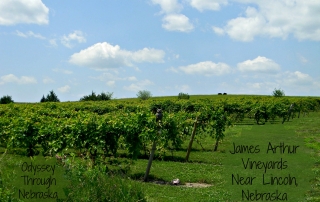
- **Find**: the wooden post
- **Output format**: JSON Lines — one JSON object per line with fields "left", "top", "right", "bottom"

{"left": 185, "top": 117, "right": 198, "bottom": 161}
{"left": 144, "top": 109, "right": 162, "bottom": 182}
{"left": 144, "top": 129, "right": 160, "bottom": 182}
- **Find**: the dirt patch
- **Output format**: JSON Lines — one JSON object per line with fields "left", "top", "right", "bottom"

{"left": 183, "top": 183, "right": 212, "bottom": 188}
{"left": 150, "top": 181, "right": 212, "bottom": 188}
{"left": 152, "top": 180, "right": 167, "bottom": 185}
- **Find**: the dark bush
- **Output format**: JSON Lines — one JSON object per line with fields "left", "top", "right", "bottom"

{"left": 80, "top": 91, "right": 113, "bottom": 101}
{"left": 0, "top": 95, "right": 14, "bottom": 104}
{"left": 137, "top": 90, "right": 152, "bottom": 100}
{"left": 40, "top": 90, "right": 60, "bottom": 102}
{"left": 272, "top": 88, "right": 285, "bottom": 97}
{"left": 178, "top": 92, "right": 190, "bottom": 99}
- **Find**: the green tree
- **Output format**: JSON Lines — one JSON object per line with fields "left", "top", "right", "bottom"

{"left": 137, "top": 90, "right": 152, "bottom": 100}
{"left": 98, "top": 92, "right": 113, "bottom": 101}
{"left": 80, "top": 91, "right": 97, "bottom": 101}
{"left": 272, "top": 88, "right": 285, "bottom": 97}
{"left": 40, "top": 95, "right": 46, "bottom": 102}
{"left": 41, "top": 90, "right": 60, "bottom": 102}
{"left": 178, "top": 92, "right": 190, "bottom": 99}
{"left": 0, "top": 95, "right": 14, "bottom": 104}
{"left": 80, "top": 91, "right": 113, "bottom": 101}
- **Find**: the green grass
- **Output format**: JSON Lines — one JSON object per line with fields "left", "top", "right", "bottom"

{"left": 223, "top": 123, "right": 314, "bottom": 201}
{"left": 1, "top": 112, "right": 320, "bottom": 201}
{"left": 126, "top": 113, "right": 319, "bottom": 201}
{"left": 114, "top": 94, "right": 320, "bottom": 102}
{"left": 13, "top": 93, "right": 320, "bottom": 107}
{"left": 0, "top": 155, "right": 68, "bottom": 202}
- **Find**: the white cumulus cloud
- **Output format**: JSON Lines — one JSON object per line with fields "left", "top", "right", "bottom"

{"left": 43, "top": 77, "right": 54, "bottom": 84}
{"left": 189, "top": 0, "right": 228, "bottom": 12}
{"left": 162, "top": 14, "right": 194, "bottom": 32}
{"left": 272, "top": 71, "right": 320, "bottom": 95}
{"left": 106, "top": 81, "right": 115, "bottom": 87}
{"left": 127, "top": 76, "right": 137, "bottom": 81}
{"left": 61, "top": 30, "right": 86, "bottom": 48}
{"left": 15, "top": 30, "right": 46, "bottom": 39}
{"left": 69, "top": 42, "right": 165, "bottom": 70}
{"left": 0, "top": 74, "right": 37, "bottom": 85}
{"left": 175, "top": 84, "right": 190, "bottom": 92}
{"left": 282, "top": 71, "right": 314, "bottom": 86}
{"left": 123, "top": 79, "right": 154, "bottom": 92}
{"left": 237, "top": 56, "right": 281, "bottom": 74}
{"left": 49, "top": 39, "right": 58, "bottom": 46}
{"left": 151, "top": 0, "right": 194, "bottom": 32}
{"left": 151, "top": 0, "right": 183, "bottom": 14}
{"left": 0, "top": 0, "right": 49, "bottom": 25}
{"left": 58, "top": 85, "right": 70, "bottom": 93}
{"left": 212, "top": 26, "right": 225, "bottom": 35}
{"left": 166, "top": 66, "right": 179, "bottom": 73}
{"left": 214, "top": 0, "right": 320, "bottom": 41}
{"left": 178, "top": 61, "right": 231, "bottom": 76}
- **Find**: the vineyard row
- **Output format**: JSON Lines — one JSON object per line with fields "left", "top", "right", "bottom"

{"left": 0, "top": 97, "right": 319, "bottom": 163}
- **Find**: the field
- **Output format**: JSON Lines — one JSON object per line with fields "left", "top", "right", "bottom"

{"left": 1, "top": 95, "right": 320, "bottom": 201}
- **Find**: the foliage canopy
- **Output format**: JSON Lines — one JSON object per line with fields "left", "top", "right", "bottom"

{"left": 40, "top": 90, "right": 60, "bottom": 102}
{"left": 137, "top": 90, "right": 152, "bottom": 100}
{"left": 80, "top": 91, "right": 113, "bottom": 101}
{"left": 178, "top": 92, "right": 190, "bottom": 99}
{"left": 0, "top": 95, "right": 14, "bottom": 104}
{"left": 272, "top": 88, "right": 285, "bottom": 97}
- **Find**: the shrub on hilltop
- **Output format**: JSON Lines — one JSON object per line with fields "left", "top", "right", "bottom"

{"left": 40, "top": 90, "right": 60, "bottom": 102}
{"left": 80, "top": 91, "right": 113, "bottom": 101}
{"left": 137, "top": 90, "right": 152, "bottom": 100}
{"left": 0, "top": 95, "right": 14, "bottom": 104}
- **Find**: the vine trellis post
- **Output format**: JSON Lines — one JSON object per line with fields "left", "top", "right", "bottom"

{"left": 144, "top": 109, "right": 162, "bottom": 182}
{"left": 185, "top": 117, "right": 198, "bottom": 161}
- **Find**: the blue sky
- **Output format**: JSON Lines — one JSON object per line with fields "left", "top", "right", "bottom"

{"left": 1, "top": 0, "right": 319, "bottom": 102}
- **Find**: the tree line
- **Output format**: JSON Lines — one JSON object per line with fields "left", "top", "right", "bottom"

{"left": 0, "top": 88, "right": 286, "bottom": 104}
